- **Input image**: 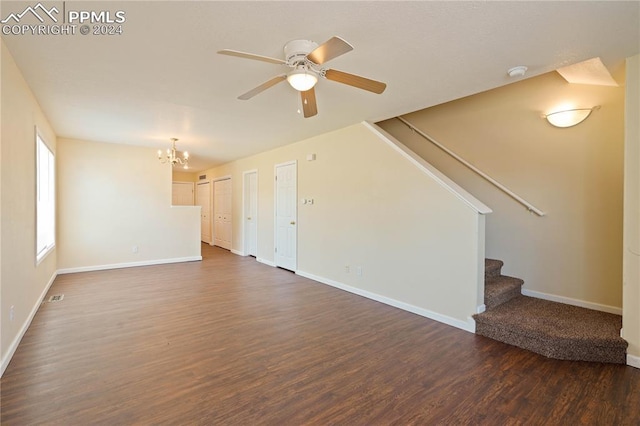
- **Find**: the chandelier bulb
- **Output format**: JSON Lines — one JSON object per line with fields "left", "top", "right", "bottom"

{"left": 158, "top": 138, "right": 190, "bottom": 168}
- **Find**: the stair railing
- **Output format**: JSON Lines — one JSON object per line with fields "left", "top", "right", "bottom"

{"left": 397, "top": 116, "right": 546, "bottom": 217}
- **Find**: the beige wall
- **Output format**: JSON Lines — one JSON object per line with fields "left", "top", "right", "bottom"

{"left": 378, "top": 70, "right": 625, "bottom": 312}
{"left": 201, "top": 123, "right": 486, "bottom": 329}
{"left": 623, "top": 54, "right": 640, "bottom": 364}
{"left": 172, "top": 171, "right": 198, "bottom": 182}
{"left": 1, "top": 42, "right": 58, "bottom": 373}
{"left": 57, "top": 138, "right": 201, "bottom": 271}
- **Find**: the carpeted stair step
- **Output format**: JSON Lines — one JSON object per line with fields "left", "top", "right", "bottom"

{"left": 484, "top": 259, "right": 503, "bottom": 278}
{"left": 484, "top": 275, "right": 524, "bottom": 309}
{"left": 473, "top": 295, "right": 627, "bottom": 364}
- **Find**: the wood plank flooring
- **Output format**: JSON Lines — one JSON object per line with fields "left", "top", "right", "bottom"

{"left": 2, "top": 244, "right": 640, "bottom": 425}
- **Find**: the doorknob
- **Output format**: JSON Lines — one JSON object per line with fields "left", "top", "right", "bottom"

{"left": 290, "top": 221, "right": 296, "bottom": 225}
{"left": 247, "top": 217, "right": 252, "bottom": 220}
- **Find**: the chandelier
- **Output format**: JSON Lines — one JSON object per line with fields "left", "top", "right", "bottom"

{"left": 158, "top": 138, "right": 189, "bottom": 169}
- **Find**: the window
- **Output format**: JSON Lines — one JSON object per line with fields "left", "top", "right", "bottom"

{"left": 36, "top": 132, "right": 55, "bottom": 262}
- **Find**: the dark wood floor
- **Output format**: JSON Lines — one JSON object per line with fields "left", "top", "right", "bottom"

{"left": 2, "top": 244, "right": 640, "bottom": 425}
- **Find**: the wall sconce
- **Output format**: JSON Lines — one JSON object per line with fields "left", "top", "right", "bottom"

{"left": 544, "top": 106, "right": 600, "bottom": 128}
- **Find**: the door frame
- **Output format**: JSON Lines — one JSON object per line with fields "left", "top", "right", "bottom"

{"left": 242, "top": 169, "right": 258, "bottom": 257}
{"left": 212, "top": 175, "right": 232, "bottom": 250}
{"left": 196, "top": 180, "right": 213, "bottom": 245}
{"left": 274, "top": 160, "right": 297, "bottom": 271}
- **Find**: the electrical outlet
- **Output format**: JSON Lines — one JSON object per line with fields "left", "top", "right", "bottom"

{"left": 132, "top": 245, "right": 138, "bottom": 253}
{"left": 357, "top": 266, "right": 363, "bottom": 277}
{"left": 9, "top": 305, "right": 15, "bottom": 322}
{"left": 345, "top": 265, "right": 350, "bottom": 273}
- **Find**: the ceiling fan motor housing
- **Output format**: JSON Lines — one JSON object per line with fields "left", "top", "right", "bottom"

{"left": 284, "top": 39, "right": 319, "bottom": 65}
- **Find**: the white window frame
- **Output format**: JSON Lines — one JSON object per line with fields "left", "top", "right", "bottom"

{"left": 36, "top": 130, "right": 55, "bottom": 264}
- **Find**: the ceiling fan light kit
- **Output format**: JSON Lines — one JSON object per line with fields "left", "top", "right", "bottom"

{"left": 287, "top": 66, "right": 318, "bottom": 91}
{"left": 218, "top": 36, "right": 387, "bottom": 118}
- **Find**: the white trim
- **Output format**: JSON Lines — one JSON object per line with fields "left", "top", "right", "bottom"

{"left": 57, "top": 256, "right": 202, "bottom": 274}
{"left": 627, "top": 354, "right": 640, "bottom": 369}
{"left": 36, "top": 243, "right": 55, "bottom": 266}
{"left": 212, "top": 174, "right": 232, "bottom": 183}
{"left": 476, "top": 304, "right": 486, "bottom": 314}
{"left": 362, "top": 121, "right": 492, "bottom": 215}
{"left": 170, "top": 205, "right": 199, "bottom": 209}
{"left": 231, "top": 249, "right": 244, "bottom": 256}
{"left": 1, "top": 271, "right": 57, "bottom": 377}
{"left": 35, "top": 128, "right": 56, "bottom": 264}
{"left": 257, "top": 257, "right": 276, "bottom": 267}
{"left": 296, "top": 270, "right": 476, "bottom": 333}
{"left": 521, "top": 288, "right": 622, "bottom": 315}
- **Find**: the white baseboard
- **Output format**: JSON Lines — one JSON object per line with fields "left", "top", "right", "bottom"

{"left": 230, "top": 249, "right": 245, "bottom": 256}
{"left": 256, "top": 257, "right": 276, "bottom": 267}
{"left": 1, "top": 271, "right": 57, "bottom": 377}
{"left": 296, "top": 270, "right": 476, "bottom": 333}
{"left": 627, "top": 354, "right": 640, "bottom": 369}
{"left": 521, "top": 289, "right": 622, "bottom": 315}
{"left": 57, "top": 256, "right": 202, "bottom": 274}
{"left": 476, "top": 304, "right": 486, "bottom": 314}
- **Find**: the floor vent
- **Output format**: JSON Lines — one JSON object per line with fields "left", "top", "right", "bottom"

{"left": 48, "top": 294, "right": 64, "bottom": 302}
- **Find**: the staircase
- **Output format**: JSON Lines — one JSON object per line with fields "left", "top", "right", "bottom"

{"left": 473, "top": 259, "right": 628, "bottom": 364}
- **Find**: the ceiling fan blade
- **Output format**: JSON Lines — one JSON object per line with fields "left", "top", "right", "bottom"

{"left": 238, "top": 75, "right": 287, "bottom": 100}
{"left": 301, "top": 88, "right": 318, "bottom": 118}
{"left": 218, "top": 49, "right": 286, "bottom": 65}
{"left": 324, "top": 69, "right": 387, "bottom": 94}
{"left": 306, "top": 36, "right": 353, "bottom": 65}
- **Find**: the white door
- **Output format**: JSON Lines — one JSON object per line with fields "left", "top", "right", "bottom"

{"left": 275, "top": 162, "right": 297, "bottom": 271}
{"left": 196, "top": 182, "right": 212, "bottom": 243}
{"left": 214, "top": 178, "right": 232, "bottom": 250}
{"left": 172, "top": 182, "right": 194, "bottom": 206}
{"left": 244, "top": 171, "right": 258, "bottom": 257}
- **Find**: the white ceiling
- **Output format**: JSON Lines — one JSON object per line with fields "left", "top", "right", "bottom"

{"left": 2, "top": 1, "right": 639, "bottom": 171}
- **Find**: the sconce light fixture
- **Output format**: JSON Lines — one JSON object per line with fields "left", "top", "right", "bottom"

{"left": 544, "top": 106, "right": 600, "bottom": 128}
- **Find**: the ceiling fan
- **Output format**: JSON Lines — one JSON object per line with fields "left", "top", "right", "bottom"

{"left": 218, "top": 36, "right": 387, "bottom": 118}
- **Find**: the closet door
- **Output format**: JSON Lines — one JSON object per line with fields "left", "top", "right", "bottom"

{"left": 214, "top": 178, "right": 232, "bottom": 250}
{"left": 196, "top": 182, "right": 211, "bottom": 243}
